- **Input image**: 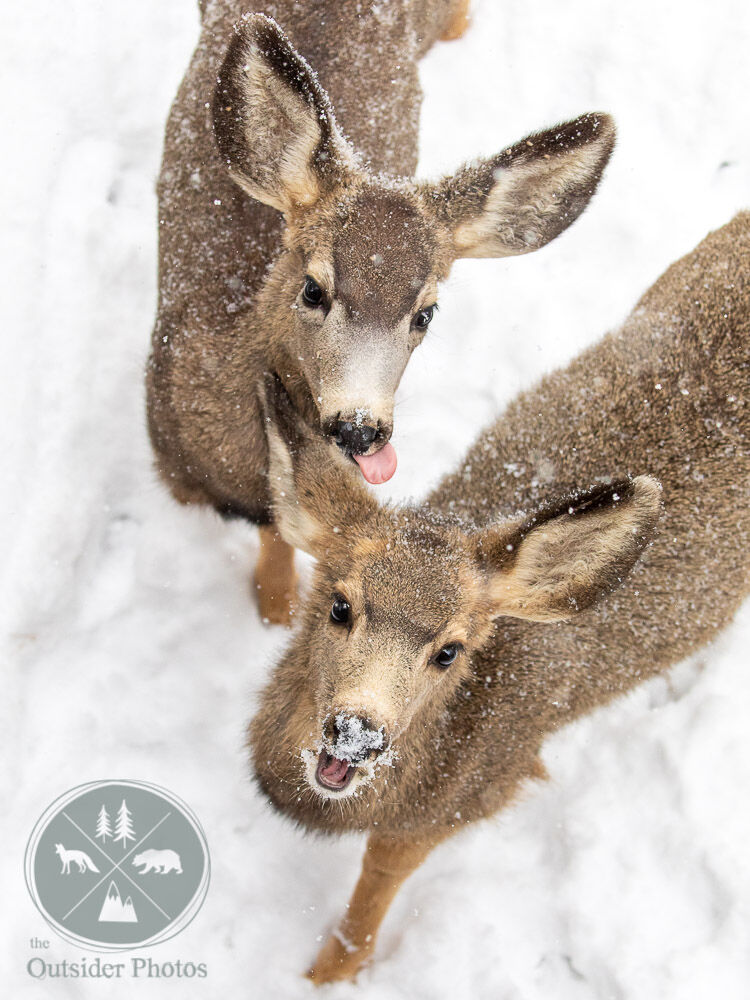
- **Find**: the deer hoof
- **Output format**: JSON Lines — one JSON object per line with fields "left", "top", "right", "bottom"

{"left": 306, "top": 934, "right": 372, "bottom": 985}
{"left": 440, "top": 0, "right": 471, "bottom": 41}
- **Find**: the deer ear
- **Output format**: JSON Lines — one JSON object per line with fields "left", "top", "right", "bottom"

{"left": 473, "top": 476, "right": 662, "bottom": 623}
{"left": 261, "top": 374, "right": 378, "bottom": 558}
{"left": 213, "top": 14, "right": 355, "bottom": 215}
{"left": 423, "top": 112, "right": 615, "bottom": 259}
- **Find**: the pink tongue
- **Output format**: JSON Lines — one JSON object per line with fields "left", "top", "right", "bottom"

{"left": 354, "top": 442, "right": 398, "bottom": 485}
{"left": 321, "top": 756, "right": 350, "bottom": 783}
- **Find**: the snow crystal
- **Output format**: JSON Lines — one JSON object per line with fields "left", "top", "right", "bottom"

{"left": 332, "top": 712, "right": 385, "bottom": 762}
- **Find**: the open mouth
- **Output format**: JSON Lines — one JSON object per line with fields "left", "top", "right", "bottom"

{"left": 315, "top": 749, "right": 356, "bottom": 792}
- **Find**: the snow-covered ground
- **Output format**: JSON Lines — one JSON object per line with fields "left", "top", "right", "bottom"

{"left": 4, "top": 1, "right": 750, "bottom": 997}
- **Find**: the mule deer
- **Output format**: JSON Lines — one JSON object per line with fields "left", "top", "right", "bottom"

{"left": 251, "top": 213, "right": 750, "bottom": 982}
{"left": 146, "top": 2, "right": 616, "bottom": 624}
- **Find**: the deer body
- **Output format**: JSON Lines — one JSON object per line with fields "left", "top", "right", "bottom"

{"left": 146, "top": 2, "right": 615, "bottom": 622}
{"left": 251, "top": 213, "right": 750, "bottom": 980}
{"left": 147, "top": 0, "right": 443, "bottom": 519}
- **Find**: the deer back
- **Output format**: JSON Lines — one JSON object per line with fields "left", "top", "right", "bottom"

{"left": 414, "top": 212, "right": 750, "bottom": 825}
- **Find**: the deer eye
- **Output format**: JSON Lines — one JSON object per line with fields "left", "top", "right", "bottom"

{"left": 302, "top": 276, "right": 324, "bottom": 307}
{"left": 330, "top": 596, "right": 351, "bottom": 625}
{"left": 433, "top": 643, "right": 460, "bottom": 669}
{"left": 414, "top": 305, "right": 435, "bottom": 330}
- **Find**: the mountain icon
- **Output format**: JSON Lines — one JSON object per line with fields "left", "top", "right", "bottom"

{"left": 98, "top": 881, "right": 137, "bottom": 923}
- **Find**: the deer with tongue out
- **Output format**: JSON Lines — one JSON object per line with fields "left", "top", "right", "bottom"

{"left": 146, "top": 3, "right": 616, "bottom": 624}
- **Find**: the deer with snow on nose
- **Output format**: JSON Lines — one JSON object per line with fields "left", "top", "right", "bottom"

{"left": 251, "top": 212, "right": 750, "bottom": 983}
{"left": 146, "top": 3, "right": 616, "bottom": 624}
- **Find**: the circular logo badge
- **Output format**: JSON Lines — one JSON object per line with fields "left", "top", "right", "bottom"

{"left": 25, "top": 780, "right": 210, "bottom": 951}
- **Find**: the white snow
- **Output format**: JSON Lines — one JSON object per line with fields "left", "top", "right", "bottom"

{"left": 4, "top": 1, "right": 750, "bottom": 997}
{"left": 331, "top": 713, "right": 386, "bottom": 762}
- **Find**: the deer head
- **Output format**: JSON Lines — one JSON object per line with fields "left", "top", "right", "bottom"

{"left": 260, "top": 377, "right": 662, "bottom": 799}
{"left": 214, "top": 14, "right": 616, "bottom": 483}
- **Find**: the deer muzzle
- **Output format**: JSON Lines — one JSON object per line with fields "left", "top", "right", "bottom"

{"left": 314, "top": 711, "right": 390, "bottom": 793}
{"left": 322, "top": 413, "right": 398, "bottom": 484}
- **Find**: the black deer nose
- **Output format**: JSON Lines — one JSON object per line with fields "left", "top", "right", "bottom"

{"left": 335, "top": 420, "right": 378, "bottom": 456}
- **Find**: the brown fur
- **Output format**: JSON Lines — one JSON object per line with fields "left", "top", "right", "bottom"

{"left": 440, "top": 0, "right": 471, "bottom": 41}
{"left": 251, "top": 213, "right": 750, "bottom": 981}
{"left": 253, "top": 525, "right": 298, "bottom": 625}
{"left": 146, "top": 1, "right": 615, "bottom": 619}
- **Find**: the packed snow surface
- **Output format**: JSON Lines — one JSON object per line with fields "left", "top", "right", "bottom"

{"left": 4, "top": 1, "right": 750, "bottom": 998}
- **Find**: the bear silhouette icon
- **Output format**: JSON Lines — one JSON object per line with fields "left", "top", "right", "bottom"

{"left": 133, "top": 849, "right": 182, "bottom": 874}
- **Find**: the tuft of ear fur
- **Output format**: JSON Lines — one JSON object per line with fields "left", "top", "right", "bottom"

{"left": 422, "top": 112, "right": 616, "bottom": 259}
{"left": 261, "top": 374, "right": 378, "bottom": 557}
{"left": 213, "top": 14, "right": 355, "bottom": 215}
{"left": 474, "top": 475, "right": 662, "bottom": 622}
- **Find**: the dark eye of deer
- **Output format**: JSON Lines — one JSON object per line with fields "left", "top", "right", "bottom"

{"left": 302, "top": 276, "right": 324, "bottom": 307}
{"left": 330, "top": 596, "right": 351, "bottom": 625}
{"left": 414, "top": 305, "right": 434, "bottom": 330}
{"left": 434, "top": 643, "right": 459, "bottom": 668}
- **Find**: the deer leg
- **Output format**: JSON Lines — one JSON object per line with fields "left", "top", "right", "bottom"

{"left": 440, "top": 0, "right": 471, "bottom": 41}
{"left": 307, "top": 831, "right": 445, "bottom": 985}
{"left": 253, "top": 525, "right": 298, "bottom": 627}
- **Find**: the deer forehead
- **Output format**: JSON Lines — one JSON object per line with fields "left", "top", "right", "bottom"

{"left": 329, "top": 189, "right": 439, "bottom": 323}
{"left": 342, "top": 525, "right": 476, "bottom": 640}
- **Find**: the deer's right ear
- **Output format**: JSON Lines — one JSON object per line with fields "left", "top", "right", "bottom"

{"left": 261, "top": 375, "right": 378, "bottom": 558}
{"left": 213, "top": 14, "right": 355, "bottom": 215}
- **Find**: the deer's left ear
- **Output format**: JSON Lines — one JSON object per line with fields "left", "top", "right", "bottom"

{"left": 422, "top": 112, "right": 615, "bottom": 259}
{"left": 472, "top": 476, "right": 662, "bottom": 623}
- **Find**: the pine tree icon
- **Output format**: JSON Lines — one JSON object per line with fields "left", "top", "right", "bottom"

{"left": 114, "top": 800, "right": 136, "bottom": 847}
{"left": 95, "top": 805, "right": 112, "bottom": 843}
